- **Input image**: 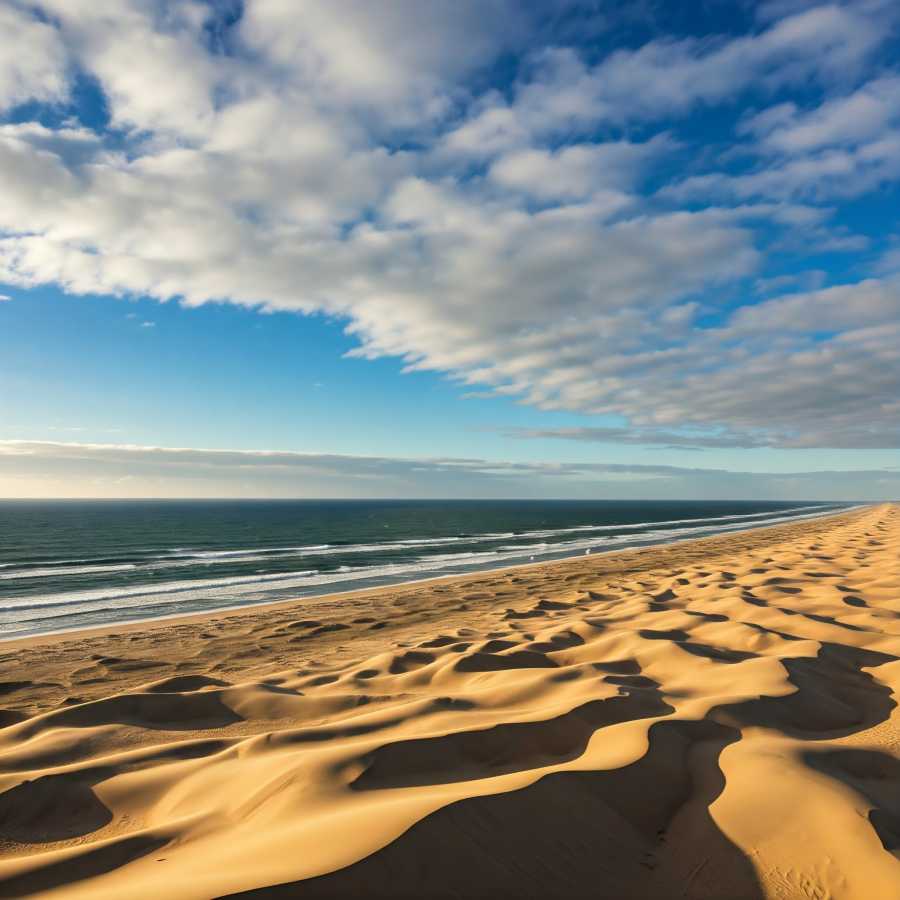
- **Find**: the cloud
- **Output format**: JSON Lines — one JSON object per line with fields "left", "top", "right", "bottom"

{"left": 0, "top": 293, "right": 10, "bottom": 301}
{"left": 663, "top": 137, "right": 900, "bottom": 202}
{"left": 506, "top": 419, "right": 900, "bottom": 451}
{"left": 442, "top": 4, "right": 883, "bottom": 155}
{"left": 876, "top": 241, "right": 900, "bottom": 275}
{"left": 729, "top": 277, "right": 900, "bottom": 334}
{"left": 739, "top": 76, "right": 900, "bottom": 154}
{"left": 503, "top": 426, "right": 770, "bottom": 450}
{"left": 33, "top": 0, "right": 227, "bottom": 138}
{"left": 0, "top": 440, "right": 896, "bottom": 500}
{"left": 0, "top": 2, "right": 68, "bottom": 111}
{"left": 666, "top": 71, "right": 900, "bottom": 204}
{"left": 1, "top": 1, "right": 899, "bottom": 452}
{"left": 487, "top": 136, "right": 672, "bottom": 202}
{"left": 238, "top": 0, "right": 529, "bottom": 118}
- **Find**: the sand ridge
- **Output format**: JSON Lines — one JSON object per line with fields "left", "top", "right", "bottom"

{"left": 0, "top": 504, "right": 898, "bottom": 898}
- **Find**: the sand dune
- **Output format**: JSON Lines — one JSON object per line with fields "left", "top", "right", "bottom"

{"left": 0, "top": 505, "right": 898, "bottom": 898}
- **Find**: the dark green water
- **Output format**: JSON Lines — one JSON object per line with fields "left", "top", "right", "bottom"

{"left": 0, "top": 499, "right": 851, "bottom": 639}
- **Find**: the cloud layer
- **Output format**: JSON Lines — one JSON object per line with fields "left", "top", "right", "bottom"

{"left": 1, "top": 441, "right": 897, "bottom": 501}
{"left": 2, "top": 1, "right": 900, "bottom": 448}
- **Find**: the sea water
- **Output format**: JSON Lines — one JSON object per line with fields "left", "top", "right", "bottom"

{"left": 0, "top": 499, "right": 853, "bottom": 639}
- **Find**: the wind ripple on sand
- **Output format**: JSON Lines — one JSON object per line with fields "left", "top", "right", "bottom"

{"left": 0, "top": 506, "right": 898, "bottom": 898}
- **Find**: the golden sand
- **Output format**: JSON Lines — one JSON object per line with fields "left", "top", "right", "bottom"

{"left": 0, "top": 504, "right": 898, "bottom": 898}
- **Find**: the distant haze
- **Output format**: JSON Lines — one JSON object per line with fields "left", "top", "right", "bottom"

{"left": 0, "top": 442, "right": 896, "bottom": 501}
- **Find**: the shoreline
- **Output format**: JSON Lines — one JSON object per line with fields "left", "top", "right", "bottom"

{"left": 0, "top": 503, "right": 897, "bottom": 898}
{"left": 0, "top": 502, "right": 864, "bottom": 650}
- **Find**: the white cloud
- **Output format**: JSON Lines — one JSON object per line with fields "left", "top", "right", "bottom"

{"left": 1, "top": 1, "right": 899, "bottom": 452}
{"left": 663, "top": 135, "right": 900, "bottom": 202}
{"left": 0, "top": 2, "right": 68, "bottom": 111}
{"left": 442, "top": 3, "right": 883, "bottom": 156}
{"left": 668, "top": 73, "right": 900, "bottom": 204}
{"left": 729, "top": 278, "right": 900, "bottom": 334}
{"left": 488, "top": 136, "right": 671, "bottom": 202}
{"left": 238, "top": 0, "right": 526, "bottom": 122}
{"left": 35, "top": 0, "right": 226, "bottom": 138}
{"left": 740, "top": 76, "right": 900, "bottom": 154}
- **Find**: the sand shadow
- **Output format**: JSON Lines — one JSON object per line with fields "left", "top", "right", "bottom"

{"left": 804, "top": 749, "right": 900, "bottom": 853}
{"left": 226, "top": 720, "right": 764, "bottom": 899}
{"left": 639, "top": 630, "right": 757, "bottom": 664}
{"left": 715, "top": 643, "right": 896, "bottom": 739}
{"left": 0, "top": 773, "right": 112, "bottom": 843}
{"left": 0, "top": 833, "right": 168, "bottom": 898}
{"left": 16, "top": 690, "right": 244, "bottom": 736}
{"left": 353, "top": 684, "right": 673, "bottom": 791}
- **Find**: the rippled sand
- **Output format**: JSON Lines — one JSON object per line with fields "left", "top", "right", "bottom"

{"left": 0, "top": 504, "right": 898, "bottom": 899}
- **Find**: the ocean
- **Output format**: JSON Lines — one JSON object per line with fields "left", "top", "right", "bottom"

{"left": 0, "top": 499, "right": 853, "bottom": 640}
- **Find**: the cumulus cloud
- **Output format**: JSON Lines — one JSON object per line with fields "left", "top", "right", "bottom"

{"left": 728, "top": 278, "right": 900, "bottom": 334}
{"left": 487, "top": 136, "right": 672, "bottom": 202}
{"left": 2, "top": 1, "right": 899, "bottom": 450}
{"left": 442, "top": 3, "right": 881, "bottom": 155}
{"left": 666, "top": 69, "right": 900, "bottom": 204}
{"left": 739, "top": 76, "right": 900, "bottom": 154}
{"left": 665, "top": 133, "right": 900, "bottom": 202}
{"left": 0, "top": 2, "right": 68, "bottom": 111}
{"left": 239, "top": 0, "right": 528, "bottom": 119}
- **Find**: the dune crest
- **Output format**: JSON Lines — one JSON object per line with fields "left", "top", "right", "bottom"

{"left": 0, "top": 505, "right": 899, "bottom": 898}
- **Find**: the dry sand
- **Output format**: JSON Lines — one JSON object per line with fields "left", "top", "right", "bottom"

{"left": 0, "top": 504, "right": 898, "bottom": 898}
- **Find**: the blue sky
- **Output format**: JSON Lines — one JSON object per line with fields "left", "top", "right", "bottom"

{"left": 1, "top": 0, "right": 899, "bottom": 499}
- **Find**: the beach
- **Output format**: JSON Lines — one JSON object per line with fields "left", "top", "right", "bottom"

{"left": 0, "top": 502, "right": 898, "bottom": 897}
{"left": 0, "top": 499, "right": 844, "bottom": 641}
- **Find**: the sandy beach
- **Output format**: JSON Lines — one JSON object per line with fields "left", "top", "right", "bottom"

{"left": 0, "top": 503, "right": 898, "bottom": 898}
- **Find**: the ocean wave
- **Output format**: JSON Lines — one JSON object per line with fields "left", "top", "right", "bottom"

{"left": 395, "top": 537, "right": 465, "bottom": 546}
{"left": 0, "top": 563, "right": 138, "bottom": 581}
{"left": 0, "top": 504, "right": 852, "bottom": 619}
{"left": 166, "top": 545, "right": 332, "bottom": 559}
{"left": 0, "top": 570, "right": 319, "bottom": 612}
{"left": 0, "top": 503, "right": 838, "bottom": 582}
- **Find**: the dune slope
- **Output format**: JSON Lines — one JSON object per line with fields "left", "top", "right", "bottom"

{"left": 0, "top": 505, "right": 898, "bottom": 898}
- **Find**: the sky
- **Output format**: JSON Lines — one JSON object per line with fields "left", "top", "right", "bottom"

{"left": 1, "top": 0, "right": 899, "bottom": 500}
